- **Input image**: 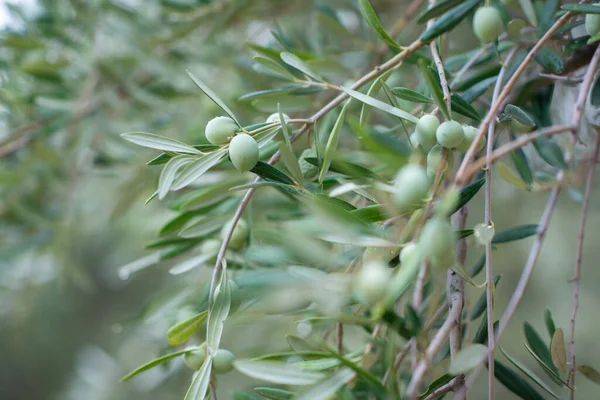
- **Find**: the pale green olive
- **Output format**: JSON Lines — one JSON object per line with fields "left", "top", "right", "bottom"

{"left": 436, "top": 121, "right": 464, "bottom": 149}
{"left": 220, "top": 218, "right": 249, "bottom": 249}
{"left": 267, "top": 112, "right": 291, "bottom": 127}
{"left": 415, "top": 127, "right": 437, "bottom": 152}
{"left": 229, "top": 133, "right": 259, "bottom": 172}
{"left": 299, "top": 148, "right": 318, "bottom": 179}
{"left": 392, "top": 164, "right": 431, "bottom": 211}
{"left": 205, "top": 116, "right": 238, "bottom": 145}
{"left": 353, "top": 261, "right": 390, "bottom": 306}
{"left": 229, "top": 279, "right": 241, "bottom": 314}
{"left": 426, "top": 144, "right": 454, "bottom": 180}
{"left": 400, "top": 242, "right": 420, "bottom": 266}
{"left": 456, "top": 125, "right": 486, "bottom": 153}
{"left": 419, "top": 218, "right": 456, "bottom": 258}
{"left": 473, "top": 7, "right": 504, "bottom": 43}
{"left": 184, "top": 349, "right": 206, "bottom": 371}
{"left": 212, "top": 349, "right": 235, "bottom": 374}
{"left": 586, "top": 7, "right": 600, "bottom": 36}
{"left": 431, "top": 247, "right": 456, "bottom": 270}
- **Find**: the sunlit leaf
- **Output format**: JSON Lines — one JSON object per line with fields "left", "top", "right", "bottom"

{"left": 167, "top": 311, "right": 208, "bottom": 345}
{"left": 187, "top": 70, "right": 241, "bottom": 126}
{"left": 122, "top": 132, "right": 202, "bottom": 154}
{"left": 340, "top": 87, "right": 419, "bottom": 123}
{"left": 207, "top": 271, "right": 231, "bottom": 353}
{"left": 234, "top": 360, "right": 324, "bottom": 385}
{"left": 171, "top": 149, "right": 228, "bottom": 191}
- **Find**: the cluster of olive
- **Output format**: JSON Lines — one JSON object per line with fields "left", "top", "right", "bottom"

{"left": 204, "top": 113, "right": 290, "bottom": 172}
{"left": 184, "top": 346, "right": 236, "bottom": 374}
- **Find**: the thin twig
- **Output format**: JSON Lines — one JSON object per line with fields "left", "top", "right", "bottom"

{"left": 337, "top": 322, "right": 344, "bottom": 354}
{"left": 424, "top": 376, "right": 465, "bottom": 400}
{"left": 571, "top": 45, "right": 600, "bottom": 134}
{"left": 569, "top": 131, "right": 600, "bottom": 399}
{"left": 404, "top": 294, "right": 463, "bottom": 400}
{"left": 209, "top": 39, "right": 426, "bottom": 300}
{"left": 455, "top": 11, "right": 575, "bottom": 185}
{"left": 430, "top": 40, "right": 452, "bottom": 116}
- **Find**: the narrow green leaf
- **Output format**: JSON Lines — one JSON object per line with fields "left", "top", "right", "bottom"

{"left": 417, "top": 373, "right": 454, "bottom": 399}
{"left": 534, "top": 48, "right": 564, "bottom": 74}
{"left": 524, "top": 343, "right": 569, "bottom": 386}
{"left": 493, "top": 360, "right": 546, "bottom": 400}
{"left": 470, "top": 275, "right": 502, "bottom": 320}
{"left": 550, "top": 328, "right": 567, "bottom": 372}
{"left": 417, "top": 0, "right": 464, "bottom": 24}
{"left": 234, "top": 360, "right": 324, "bottom": 385}
{"left": 340, "top": 87, "right": 419, "bottom": 123}
{"left": 391, "top": 87, "right": 434, "bottom": 103}
{"left": 578, "top": 365, "right": 600, "bottom": 384}
{"left": 473, "top": 312, "right": 494, "bottom": 345}
{"left": 167, "top": 311, "right": 208, "bottom": 345}
{"left": 350, "top": 205, "right": 388, "bottom": 223}
{"left": 524, "top": 322, "right": 560, "bottom": 377}
{"left": 359, "top": 72, "right": 392, "bottom": 126}
{"left": 254, "top": 387, "right": 295, "bottom": 399}
{"left": 532, "top": 136, "right": 567, "bottom": 169}
{"left": 500, "top": 348, "right": 560, "bottom": 399}
{"left": 158, "top": 155, "right": 196, "bottom": 200}
{"left": 452, "top": 177, "right": 486, "bottom": 215}
{"left": 519, "top": 0, "right": 538, "bottom": 27}
{"left": 358, "top": 0, "right": 400, "bottom": 48}
{"left": 509, "top": 135, "right": 534, "bottom": 185}
{"left": 560, "top": 4, "right": 600, "bottom": 14}
{"left": 171, "top": 149, "right": 228, "bottom": 191}
{"left": 492, "top": 224, "right": 538, "bottom": 243}
{"left": 319, "top": 101, "right": 350, "bottom": 182}
{"left": 419, "top": 60, "right": 450, "bottom": 119}
{"left": 295, "top": 368, "right": 355, "bottom": 400}
{"left": 449, "top": 344, "right": 488, "bottom": 375}
{"left": 184, "top": 356, "right": 213, "bottom": 400}
{"left": 147, "top": 152, "right": 173, "bottom": 166}
{"left": 501, "top": 104, "right": 536, "bottom": 127}
{"left": 122, "top": 132, "right": 202, "bottom": 154}
{"left": 179, "top": 214, "right": 231, "bottom": 239}
{"left": 206, "top": 271, "right": 231, "bottom": 353}
{"left": 544, "top": 308, "right": 556, "bottom": 338}
{"left": 420, "top": 0, "right": 482, "bottom": 42}
{"left": 120, "top": 347, "right": 202, "bottom": 381}
{"left": 187, "top": 70, "right": 241, "bottom": 126}
{"left": 457, "top": 229, "right": 475, "bottom": 239}
{"left": 117, "top": 251, "right": 161, "bottom": 280}
{"left": 497, "top": 162, "right": 530, "bottom": 190}
{"left": 451, "top": 93, "right": 481, "bottom": 121}
{"left": 250, "top": 161, "right": 295, "bottom": 185}
{"left": 538, "top": 0, "right": 559, "bottom": 35}
{"left": 168, "top": 253, "right": 215, "bottom": 275}
{"left": 452, "top": 261, "right": 486, "bottom": 288}
{"left": 253, "top": 56, "right": 297, "bottom": 80}
{"left": 280, "top": 52, "right": 323, "bottom": 82}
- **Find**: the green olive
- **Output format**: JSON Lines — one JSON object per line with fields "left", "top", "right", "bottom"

{"left": 205, "top": 116, "right": 238, "bottom": 145}
{"left": 212, "top": 349, "right": 236, "bottom": 374}
{"left": 473, "top": 7, "right": 504, "bottom": 43}
{"left": 392, "top": 164, "right": 431, "bottom": 211}
{"left": 184, "top": 348, "right": 206, "bottom": 371}
{"left": 510, "top": 118, "right": 535, "bottom": 134}
{"left": 456, "top": 125, "right": 486, "bottom": 153}
{"left": 431, "top": 248, "right": 456, "bottom": 270}
{"left": 586, "top": 7, "right": 600, "bottom": 36}
{"left": 220, "top": 218, "right": 249, "bottom": 249}
{"left": 426, "top": 144, "right": 454, "bottom": 180}
{"left": 436, "top": 121, "right": 464, "bottom": 149}
{"left": 353, "top": 261, "right": 390, "bottom": 306}
{"left": 419, "top": 218, "right": 456, "bottom": 258}
{"left": 400, "top": 242, "right": 420, "bottom": 266}
{"left": 267, "top": 112, "right": 291, "bottom": 127}
{"left": 299, "top": 148, "right": 318, "bottom": 179}
{"left": 229, "top": 133, "right": 259, "bottom": 172}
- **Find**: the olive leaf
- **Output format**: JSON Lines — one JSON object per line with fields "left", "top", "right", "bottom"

{"left": 497, "top": 162, "right": 530, "bottom": 190}
{"left": 500, "top": 348, "right": 560, "bottom": 399}
{"left": 550, "top": 328, "right": 567, "bottom": 372}
{"left": 519, "top": 0, "right": 538, "bottom": 27}
{"left": 493, "top": 360, "right": 546, "bottom": 400}
{"left": 187, "top": 70, "right": 241, "bottom": 127}
{"left": 167, "top": 311, "right": 209, "bottom": 345}
{"left": 358, "top": 0, "right": 400, "bottom": 49}
{"left": 234, "top": 360, "right": 325, "bottom": 385}
{"left": 158, "top": 155, "right": 196, "bottom": 200}
{"left": 295, "top": 368, "right": 355, "bottom": 400}
{"left": 544, "top": 308, "right": 556, "bottom": 338}
{"left": 449, "top": 344, "right": 488, "bottom": 375}
{"left": 171, "top": 148, "right": 228, "bottom": 191}
{"left": 391, "top": 87, "right": 434, "bottom": 103}
{"left": 184, "top": 355, "right": 213, "bottom": 400}
{"left": 418, "top": 60, "right": 450, "bottom": 119}
{"left": 450, "top": 93, "right": 481, "bottom": 121}
{"left": 470, "top": 275, "right": 502, "bottom": 320}
{"left": 206, "top": 271, "right": 231, "bottom": 353}
{"left": 452, "top": 176, "right": 486, "bottom": 214}
{"left": 420, "top": 0, "right": 482, "bottom": 41}
{"left": 254, "top": 387, "right": 295, "bottom": 399}
{"left": 122, "top": 132, "right": 202, "bottom": 154}
{"left": 253, "top": 56, "right": 297, "bottom": 80}
{"left": 341, "top": 86, "right": 419, "bottom": 123}
{"left": 416, "top": 0, "right": 465, "bottom": 24}
{"left": 417, "top": 374, "right": 454, "bottom": 399}
{"left": 319, "top": 100, "right": 350, "bottom": 182}
{"left": 578, "top": 365, "right": 600, "bottom": 384}
{"left": 280, "top": 52, "right": 323, "bottom": 82}
{"left": 492, "top": 224, "right": 538, "bottom": 243}
{"left": 560, "top": 4, "right": 600, "bottom": 13}
{"left": 121, "top": 346, "right": 203, "bottom": 381}
{"left": 535, "top": 48, "right": 564, "bottom": 74}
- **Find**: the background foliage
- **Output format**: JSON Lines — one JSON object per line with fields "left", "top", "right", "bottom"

{"left": 2, "top": 0, "right": 600, "bottom": 399}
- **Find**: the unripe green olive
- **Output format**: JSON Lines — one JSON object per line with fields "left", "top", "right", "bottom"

{"left": 212, "top": 349, "right": 235, "bottom": 374}
{"left": 426, "top": 145, "right": 454, "bottom": 180}
{"left": 431, "top": 248, "right": 456, "bottom": 270}
{"left": 228, "top": 133, "right": 259, "bottom": 172}
{"left": 205, "top": 116, "right": 238, "bottom": 145}
{"left": 353, "top": 261, "right": 390, "bottom": 306}
{"left": 415, "top": 128, "right": 436, "bottom": 152}
{"left": 473, "top": 7, "right": 504, "bottom": 43}
{"left": 299, "top": 148, "right": 318, "bottom": 179}
{"left": 416, "top": 114, "right": 440, "bottom": 138}
{"left": 400, "top": 242, "right": 420, "bottom": 266}
{"left": 510, "top": 118, "right": 535, "bottom": 134}
{"left": 267, "top": 112, "right": 291, "bottom": 127}
{"left": 184, "top": 348, "right": 206, "bottom": 371}
{"left": 200, "top": 239, "right": 221, "bottom": 263}
{"left": 220, "top": 218, "right": 249, "bottom": 249}
{"left": 436, "top": 121, "right": 464, "bottom": 149}
{"left": 586, "top": 7, "right": 600, "bottom": 36}
{"left": 456, "top": 125, "right": 486, "bottom": 153}
{"left": 392, "top": 164, "right": 431, "bottom": 211}
{"left": 419, "top": 218, "right": 456, "bottom": 258}
{"left": 409, "top": 133, "right": 420, "bottom": 149}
